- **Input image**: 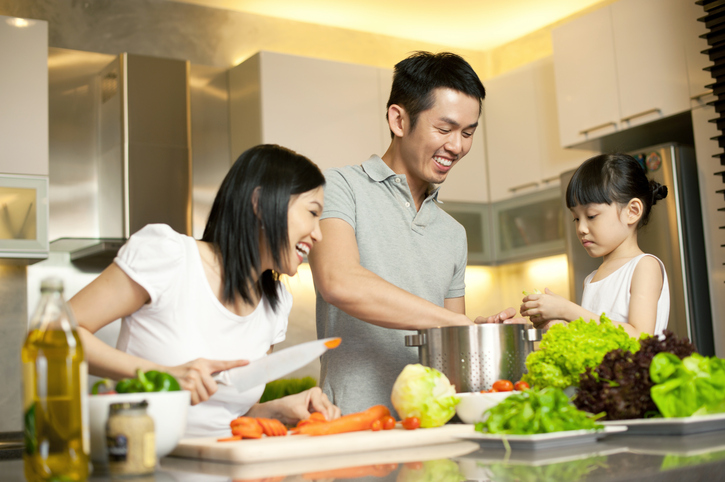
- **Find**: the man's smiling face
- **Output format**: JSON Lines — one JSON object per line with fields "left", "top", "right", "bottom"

{"left": 398, "top": 87, "right": 480, "bottom": 186}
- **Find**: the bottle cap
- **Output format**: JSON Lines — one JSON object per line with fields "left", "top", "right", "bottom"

{"left": 40, "top": 277, "right": 64, "bottom": 292}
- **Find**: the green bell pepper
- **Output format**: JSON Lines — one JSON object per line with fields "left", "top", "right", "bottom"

{"left": 144, "top": 370, "right": 181, "bottom": 392}
{"left": 114, "top": 369, "right": 181, "bottom": 393}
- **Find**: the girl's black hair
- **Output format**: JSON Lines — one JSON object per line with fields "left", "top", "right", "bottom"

{"left": 566, "top": 153, "right": 668, "bottom": 228}
{"left": 202, "top": 144, "right": 325, "bottom": 311}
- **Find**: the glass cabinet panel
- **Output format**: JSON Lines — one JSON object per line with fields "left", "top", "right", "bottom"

{"left": 438, "top": 201, "right": 493, "bottom": 265}
{"left": 493, "top": 187, "right": 565, "bottom": 263}
{"left": 0, "top": 175, "right": 48, "bottom": 261}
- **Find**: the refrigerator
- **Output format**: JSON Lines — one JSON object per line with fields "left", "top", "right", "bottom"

{"left": 560, "top": 143, "right": 714, "bottom": 356}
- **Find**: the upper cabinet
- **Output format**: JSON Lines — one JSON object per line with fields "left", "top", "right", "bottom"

{"left": 228, "top": 51, "right": 391, "bottom": 173}
{"left": 552, "top": 0, "right": 696, "bottom": 147}
{"left": 0, "top": 16, "right": 48, "bottom": 176}
{"left": 483, "top": 56, "right": 595, "bottom": 202}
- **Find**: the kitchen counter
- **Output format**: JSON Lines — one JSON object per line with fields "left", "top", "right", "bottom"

{"left": 3, "top": 429, "right": 725, "bottom": 481}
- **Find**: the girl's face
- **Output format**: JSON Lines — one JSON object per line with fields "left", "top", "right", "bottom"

{"left": 279, "top": 186, "right": 324, "bottom": 276}
{"left": 570, "top": 202, "right": 633, "bottom": 259}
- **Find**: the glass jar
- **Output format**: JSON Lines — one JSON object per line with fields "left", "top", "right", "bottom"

{"left": 106, "top": 400, "right": 156, "bottom": 476}
{"left": 22, "top": 277, "right": 90, "bottom": 481}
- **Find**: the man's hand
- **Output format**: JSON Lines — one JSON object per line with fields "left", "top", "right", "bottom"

{"left": 473, "top": 307, "right": 528, "bottom": 324}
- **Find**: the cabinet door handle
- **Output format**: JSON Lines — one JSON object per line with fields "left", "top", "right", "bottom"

{"left": 579, "top": 121, "right": 616, "bottom": 136}
{"left": 621, "top": 108, "right": 661, "bottom": 123}
{"left": 541, "top": 176, "right": 560, "bottom": 184}
{"left": 691, "top": 91, "right": 713, "bottom": 101}
{"left": 509, "top": 182, "right": 539, "bottom": 193}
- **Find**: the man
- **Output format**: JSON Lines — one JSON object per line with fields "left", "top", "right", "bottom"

{"left": 308, "top": 51, "right": 517, "bottom": 415}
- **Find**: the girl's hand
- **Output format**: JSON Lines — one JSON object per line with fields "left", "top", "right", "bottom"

{"left": 520, "top": 288, "right": 576, "bottom": 326}
{"left": 166, "top": 358, "right": 249, "bottom": 405}
{"left": 248, "top": 387, "right": 341, "bottom": 425}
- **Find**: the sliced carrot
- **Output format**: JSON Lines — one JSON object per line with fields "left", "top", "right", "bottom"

{"left": 216, "top": 435, "right": 242, "bottom": 442}
{"left": 309, "top": 412, "right": 327, "bottom": 422}
{"left": 256, "top": 418, "right": 288, "bottom": 437}
{"left": 295, "top": 411, "right": 327, "bottom": 429}
{"left": 231, "top": 422, "right": 263, "bottom": 439}
{"left": 295, "top": 405, "right": 391, "bottom": 436}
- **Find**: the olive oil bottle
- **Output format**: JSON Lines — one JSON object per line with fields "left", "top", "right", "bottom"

{"left": 22, "top": 277, "right": 90, "bottom": 481}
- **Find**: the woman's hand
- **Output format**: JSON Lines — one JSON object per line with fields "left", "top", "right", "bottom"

{"left": 520, "top": 288, "right": 575, "bottom": 327}
{"left": 166, "top": 358, "right": 249, "bottom": 405}
{"left": 247, "top": 387, "right": 341, "bottom": 425}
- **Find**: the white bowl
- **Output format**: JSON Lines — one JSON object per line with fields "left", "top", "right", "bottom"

{"left": 455, "top": 391, "right": 517, "bottom": 424}
{"left": 88, "top": 390, "right": 190, "bottom": 464}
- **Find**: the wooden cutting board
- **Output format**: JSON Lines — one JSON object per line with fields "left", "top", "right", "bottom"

{"left": 163, "top": 440, "right": 480, "bottom": 480}
{"left": 170, "top": 423, "right": 478, "bottom": 463}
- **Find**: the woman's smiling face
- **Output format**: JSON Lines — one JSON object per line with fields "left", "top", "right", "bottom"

{"left": 281, "top": 186, "right": 324, "bottom": 276}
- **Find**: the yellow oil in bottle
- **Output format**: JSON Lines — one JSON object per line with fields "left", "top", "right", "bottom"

{"left": 22, "top": 279, "right": 90, "bottom": 482}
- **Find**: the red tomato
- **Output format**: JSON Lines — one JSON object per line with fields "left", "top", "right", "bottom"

{"left": 381, "top": 416, "right": 396, "bottom": 430}
{"left": 514, "top": 380, "right": 530, "bottom": 391}
{"left": 371, "top": 419, "right": 382, "bottom": 431}
{"left": 492, "top": 380, "right": 514, "bottom": 392}
{"left": 402, "top": 417, "right": 421, "bottom": 430}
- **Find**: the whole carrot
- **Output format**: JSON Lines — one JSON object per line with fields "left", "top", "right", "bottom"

{"left": 295, "top": 405, "right": 390, "bottom": 436}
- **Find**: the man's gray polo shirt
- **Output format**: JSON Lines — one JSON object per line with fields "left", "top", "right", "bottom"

{"left": 316, "top": 155, "right": 468, "bottom": 415}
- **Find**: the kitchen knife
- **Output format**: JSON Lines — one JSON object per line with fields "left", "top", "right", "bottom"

{"left": 213, "top": 337, "right": 341, "bottom": 393}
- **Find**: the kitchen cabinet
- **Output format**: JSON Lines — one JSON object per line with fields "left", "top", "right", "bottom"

{"left": 229, "top": 51, "right": 390, "bottom": 172}
{"left": 0, "top": 16, "right": 49, "bottom": 262}
{"left": 0, "top": 15, "right": 48, "bottom": 176}
{"left": 552, "top": 0, "right": 693, "bottom": 147}
{"left": 483, "top": 56, "right": 594, "bottom": 202}
{"left": 229, "top": 51, "right": 489, "bottom": 203}
{"left": 437, "top": 201, "right": 493, "bottom": 264}
{"left": 438, "top": 187, "right": 565, "bottom": 266}
{"left": 492, "top": 187, "right": 565, "bottom": 264}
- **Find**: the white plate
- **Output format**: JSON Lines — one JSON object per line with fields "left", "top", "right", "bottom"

{"left": 454, "top": 425, "right": 627, "bottom": 450}
{"left": 601, "top": 412, "right": 725, "bottom": 436}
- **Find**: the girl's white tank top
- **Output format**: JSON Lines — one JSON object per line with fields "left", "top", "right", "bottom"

{"left": 581, "top": 254, "right": 670, "bottom": 336}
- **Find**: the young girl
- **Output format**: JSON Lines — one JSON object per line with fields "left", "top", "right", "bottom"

{"left": 520, "top": 153, "right": 670, "bottom": 337}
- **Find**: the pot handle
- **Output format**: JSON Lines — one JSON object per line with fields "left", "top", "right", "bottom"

{"left": 405, "top": 333, "right": 427, "bottom": 347}
{"left": 522, "top": 327, "right": 543, "bottom": 342}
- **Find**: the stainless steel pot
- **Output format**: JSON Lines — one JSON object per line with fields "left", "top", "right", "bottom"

{"left": 405, "top": 324, "right": 542, "bottom": 393}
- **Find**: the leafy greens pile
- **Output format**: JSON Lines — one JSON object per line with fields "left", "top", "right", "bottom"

{"left": 650, "top": 352, "right": 725, "bottom": 417}
{"left": 522, "top": 315, "right": 640, "bottom": 389}
{"left": 475, "top": 387, "right": 603, "bottom": 435}
{"left": 574, "top": 330, "right": 696, "bottom": 420}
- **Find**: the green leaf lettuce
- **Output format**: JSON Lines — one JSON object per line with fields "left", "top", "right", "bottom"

{"left": 522, "top": 314, "right": 639, "bottom": 389}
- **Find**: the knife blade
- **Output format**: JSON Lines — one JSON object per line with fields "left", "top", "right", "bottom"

{"left": 213, "top": 337, "right": 341, "bottom": 393}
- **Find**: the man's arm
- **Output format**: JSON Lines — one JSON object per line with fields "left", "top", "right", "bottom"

{"left": 308, "top": 218, "right": 473, "bottom": 330}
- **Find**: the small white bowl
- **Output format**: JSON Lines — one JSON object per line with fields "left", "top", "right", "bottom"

{"left": 88, "top": 390, "right": 190, "bottom": 464}
{"left": 456, "top": 391, "right": 517, "bottom": 424}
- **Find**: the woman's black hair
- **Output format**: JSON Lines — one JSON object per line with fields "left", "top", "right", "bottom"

{"left": 386, "top": 51, "right": 486, "bottom": 137}
{"left": 566, "top": 153, "right": 668, "bottom": 228}
{"left": 202, "top": 144, "right": 325, "bottom": 312}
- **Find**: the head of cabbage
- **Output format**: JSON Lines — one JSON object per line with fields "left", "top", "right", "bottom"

{"left": 391, "top": 364, "right": 459, "bottom": 428}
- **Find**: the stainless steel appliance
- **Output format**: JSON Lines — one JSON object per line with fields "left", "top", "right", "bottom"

{"left": 405, "top": 324, "right": 542, "bottom": 392}
{"left": 561, "top": 143, "right": 714, "bottom": 355}
{"left": 48, "top": 50, "right": 192, "bottom": 268}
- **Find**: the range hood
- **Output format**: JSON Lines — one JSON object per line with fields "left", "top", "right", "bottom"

{"left": 48, "top": 51, "right": 191, "bottom": 268}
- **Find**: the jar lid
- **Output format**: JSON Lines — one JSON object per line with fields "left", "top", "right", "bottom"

{"left": 108, "top": 400, "right": 149, "bottom": 414}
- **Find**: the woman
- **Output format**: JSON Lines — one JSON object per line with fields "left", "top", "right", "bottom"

{"left": 71, "top": 144, "right": 340, "bottom": 437}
